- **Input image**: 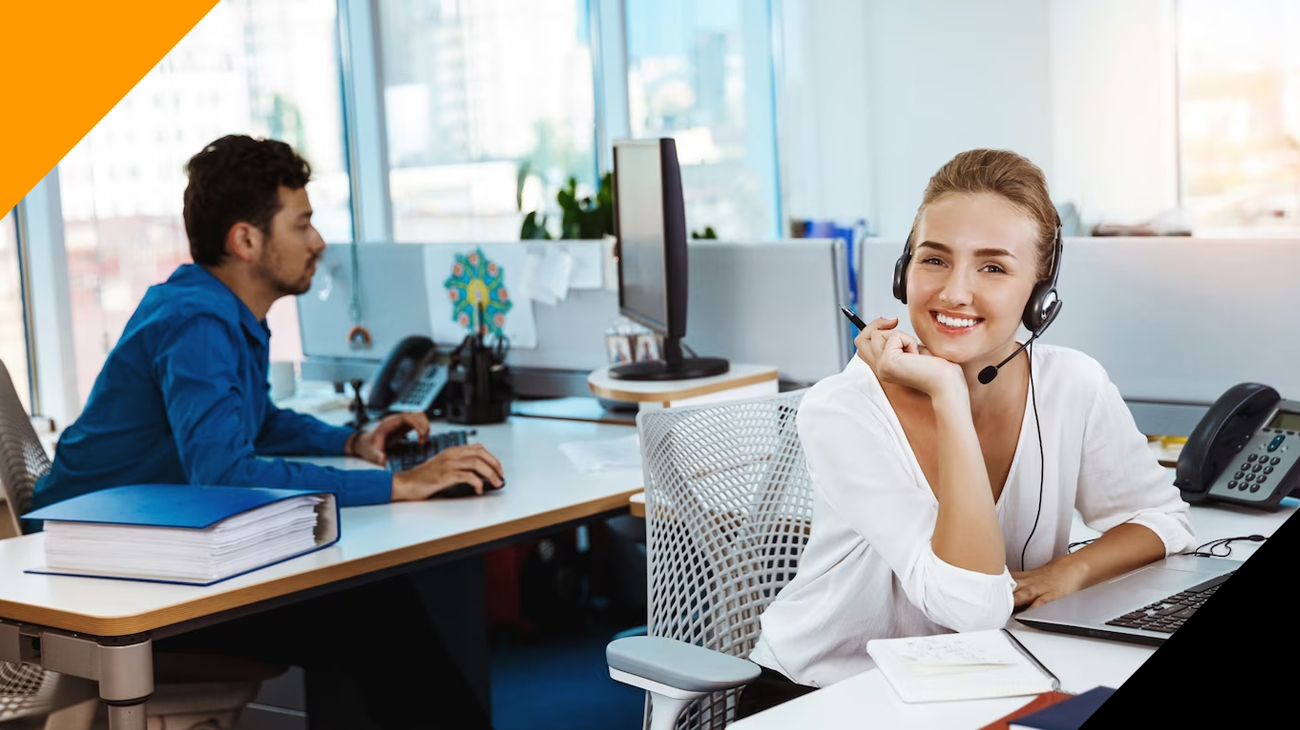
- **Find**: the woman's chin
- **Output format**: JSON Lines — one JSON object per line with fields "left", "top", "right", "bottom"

{"left": 921, "top": 342, "right": 974, "bottom": 365}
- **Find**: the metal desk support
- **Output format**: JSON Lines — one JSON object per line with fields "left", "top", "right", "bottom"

{"left": 1, "top": 620, "right": 153, "bottom": 730}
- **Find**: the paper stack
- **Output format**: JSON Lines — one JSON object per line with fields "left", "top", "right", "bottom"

{"left": 24, "top": 485, "right": 341, "bottom": 586}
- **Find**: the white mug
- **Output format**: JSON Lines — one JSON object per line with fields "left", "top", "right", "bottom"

{"left": 269, "top": 361, "right": 297, "bottom": 401}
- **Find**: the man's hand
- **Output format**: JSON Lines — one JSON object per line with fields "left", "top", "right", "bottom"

{"left": 346, "top": 413, "right": 431, "bottom": 466}
{"left": 1012, "top": 558, "right": 1090, "bottom": 609}
{"left": 391, "top": 444, "right": 505, "bottom": 501}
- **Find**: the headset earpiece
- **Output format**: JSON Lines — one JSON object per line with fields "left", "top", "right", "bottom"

{"left": 892, "top": 234, "right": 912, "bottom": 304}
{"left": 1021, "top": 223, "right": 1063, "bottom": 333}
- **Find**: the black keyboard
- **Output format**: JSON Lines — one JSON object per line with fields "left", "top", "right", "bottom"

{"left": 1104, "top": 571, "right": 1234, "bottom": 634}
{"left": 385, "top": 430, "right": 502, "bottom": 498}
{"left": 386, "top": 430, "right": 476, "bottom": 473}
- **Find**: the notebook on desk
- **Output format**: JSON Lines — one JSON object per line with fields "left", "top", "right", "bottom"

{"left": 1015, "top": 555, "right": 1242, "bottom": 645}
{"left": 866, "top": 629, "right": 1060, "bottom": 703}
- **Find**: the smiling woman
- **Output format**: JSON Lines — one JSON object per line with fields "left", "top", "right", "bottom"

{"left": 734, "top": 149, "right": 1197, "bottom": 720}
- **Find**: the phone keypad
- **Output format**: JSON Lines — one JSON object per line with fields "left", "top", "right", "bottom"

{"left": 1210, "top": 422, "right": 1297, "bottom": 503}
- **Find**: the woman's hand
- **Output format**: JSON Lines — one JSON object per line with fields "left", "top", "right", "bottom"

{"left": 1012, "top": 558, "right": 1090, "bottom": 609}
{"left": 855, "top": 317, "right": 962, "bottom": 397}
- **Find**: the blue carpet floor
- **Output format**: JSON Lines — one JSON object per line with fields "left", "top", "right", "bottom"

{"left": 490, "top": 624, "right": 646, "bottom": 730}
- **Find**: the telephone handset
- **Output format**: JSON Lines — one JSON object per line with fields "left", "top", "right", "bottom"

{"left": 1175, "top": 382, "right": 1300, "bottom": 511}
{"left": 366, "top": 335, "right": 449, "bottom": 417}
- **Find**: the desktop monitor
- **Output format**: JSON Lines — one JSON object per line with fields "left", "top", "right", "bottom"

{"left": 611, "top": 138, "right": 729, "bottom": 380}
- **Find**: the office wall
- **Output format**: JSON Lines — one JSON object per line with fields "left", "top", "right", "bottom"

{"left": 776, "top": 0, "right": 875, "bottom": 227}
{"left": 867, "top": 0, "right": 1054, "bottom": 238}
{"left": 779, "top": 0, "right": 1179, "bottom": 236}
{"left": 1049, "top": 0, "right": 1179, "bottom": 225}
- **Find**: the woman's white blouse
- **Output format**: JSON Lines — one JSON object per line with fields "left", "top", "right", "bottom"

{"left": 746, "top": 344, "right": 1196, "bottom": 688}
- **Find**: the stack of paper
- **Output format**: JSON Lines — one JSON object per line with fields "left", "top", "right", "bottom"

{"left": 867, "top": 630, "right": 1059, "bottom": 702}
{"left": 559, "top": 433, "right": 642, "bottom": 472}
{"left": 43, "top": 495, "right": 323, "bottom": 584}
{"left": 24, "top": 485, "right": 340, "bottom": 586}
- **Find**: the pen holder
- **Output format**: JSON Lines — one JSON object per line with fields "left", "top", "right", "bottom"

{"left": 445, "top": 334, "right": 512, "bottom": 425}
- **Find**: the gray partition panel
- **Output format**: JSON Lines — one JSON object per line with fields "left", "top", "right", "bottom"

{"left": 297, "top": 243, "right": 431, "bottom": 361}
{"left": 299, "top": 239, "right": 855, "bottom": 391}
{"left": 859, "top": 236, "right": 1300, "bottom": 410}
{"left": 685, "top": 239, "right": 853, "bottom": 386}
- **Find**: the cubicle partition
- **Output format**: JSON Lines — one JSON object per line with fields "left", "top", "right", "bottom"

{"left": 684, "top": 239, "right": 853, "bottom": 387}
{"left": 859, "top": 237, "right": 1300, "bottom": 435}
{"left": 298, "top": 239, "right": 853, "bottom": 397}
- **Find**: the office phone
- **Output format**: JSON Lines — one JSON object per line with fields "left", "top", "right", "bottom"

{"left": 366, "top": 335, "right": 449, "bottom": 417}
{"left": 1175, "top": 383, "right": 1300, "bottom": 511}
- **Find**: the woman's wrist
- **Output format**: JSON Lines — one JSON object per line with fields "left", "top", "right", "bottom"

{"left": 344, "top": 432, "right": 357, "bottom": 457}
{"left": 928, "top": 377, "right": 971, "bottom": 418}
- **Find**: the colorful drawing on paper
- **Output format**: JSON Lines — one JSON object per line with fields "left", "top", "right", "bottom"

{"left": 444, "top": 247, "right": 513, "bottom": 337}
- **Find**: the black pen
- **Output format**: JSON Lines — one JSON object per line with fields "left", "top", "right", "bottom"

{"left": 840, "top": 306, "right": 868, "bottom": 331}
{"left": 1001, "top": 629, "right": 1063, "bottom": 693}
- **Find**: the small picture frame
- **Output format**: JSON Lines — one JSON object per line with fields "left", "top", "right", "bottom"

{"left": 633, "top": 333, "right": 661, "bottom": 362}
{"left": 605, "top": 333, "right": 634, "bottom": 365}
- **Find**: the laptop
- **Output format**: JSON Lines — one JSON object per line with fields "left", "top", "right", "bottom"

{"left": 1014, "top": 554, "right": 1243, "bottom": 646}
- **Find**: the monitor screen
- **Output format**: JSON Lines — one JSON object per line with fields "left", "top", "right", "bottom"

{"left": 614, "top": 142, "right": 669, "bottom": 332}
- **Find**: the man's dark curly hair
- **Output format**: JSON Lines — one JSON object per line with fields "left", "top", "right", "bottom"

{"left": 183, "top": 135, "right": 312, "bottom": 267}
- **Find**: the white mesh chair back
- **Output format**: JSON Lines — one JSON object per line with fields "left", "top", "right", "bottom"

{"left": 0, "top": 661, "right": 61, "bottom": 723}
{"left": 0, "top": 358, "right": 49, "bottom": 536}
{"left": 0, "top": 358, "right": 70, "bottom": 720}
{"left": 638, "top": 389, "right": 813, "bottom": 730}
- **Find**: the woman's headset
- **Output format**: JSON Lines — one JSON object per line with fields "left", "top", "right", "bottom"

{"left": 892, "top": 219, "right": 1064, "bottom": 334}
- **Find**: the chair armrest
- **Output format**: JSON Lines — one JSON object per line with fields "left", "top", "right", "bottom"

{"left": 607, "top": 636, "right": 761, "bottom": 693}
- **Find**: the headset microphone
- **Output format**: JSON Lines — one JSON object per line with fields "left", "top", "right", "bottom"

{"left": 977, "top": 303, "right": 1061, "bottom": 384}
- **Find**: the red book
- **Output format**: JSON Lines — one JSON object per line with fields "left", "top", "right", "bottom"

{"left": 977, "top": 692, "right": 1076, "bottom": 730}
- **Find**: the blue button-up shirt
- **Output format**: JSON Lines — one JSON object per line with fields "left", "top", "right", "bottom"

{"left": 31, "top": 264, "right": 391, "bottom": 517}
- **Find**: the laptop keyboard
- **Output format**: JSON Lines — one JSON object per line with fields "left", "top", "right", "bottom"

{"left": 385, "top": 430, "right": 476, "bottom": 472}
{"left": 1104, "top": 571, "right": 1234, "bottom": 634}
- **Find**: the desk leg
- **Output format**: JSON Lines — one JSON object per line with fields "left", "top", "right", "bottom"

{"left": 34, "top": 631, "right": 154, "bottom": 730}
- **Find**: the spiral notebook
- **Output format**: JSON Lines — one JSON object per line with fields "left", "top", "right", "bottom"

{"left": 866, "top": 629, "right": 1060, "bottom": 703}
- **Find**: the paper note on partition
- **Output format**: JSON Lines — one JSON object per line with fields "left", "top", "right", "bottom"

{"left": 423, "top": 244, "right": 538, "bottom": 349}
{"left": 564, "top": 240, "right": 607, "bottom": 290}
{"left": 524, "top": 245, "right": 574, "bottom": 305}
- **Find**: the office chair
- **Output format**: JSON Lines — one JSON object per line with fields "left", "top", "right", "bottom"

{"left": 0, "top": 359, "right": 280, "bottom": 730}
{"left": 606, "top": 389, "right": 815, "bottom": 730}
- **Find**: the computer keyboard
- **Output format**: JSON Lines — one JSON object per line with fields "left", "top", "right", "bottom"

{"left": 384, "top": 429, "right": 503, "bottom": 498}
{"left": 386, "top": 430, "right": 476, "bottom": 473}
{"left": 1104, "top": 571, "right": 1234, "bottom": 634}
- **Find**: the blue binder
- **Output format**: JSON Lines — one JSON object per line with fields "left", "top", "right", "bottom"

{"left": 23, "top": 484, "right": 341, "bottom": 586}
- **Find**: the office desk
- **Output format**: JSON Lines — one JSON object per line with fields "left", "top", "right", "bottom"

{"left": 729, "top": 497, "right": 1295, "bottom": 729}
{"left": 0, "top": 417, "right": 642, "bottom": 729}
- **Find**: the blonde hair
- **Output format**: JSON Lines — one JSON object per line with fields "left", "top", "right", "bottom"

{"left": 910, "top": 149, "right": 1058, "bottom": 280}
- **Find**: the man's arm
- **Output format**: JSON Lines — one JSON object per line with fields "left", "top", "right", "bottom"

{"left": 256, "top": 398, "right": 356, "bottom": 457}
{"left": 153, "top": 315, "right": 392, "bottom": 506}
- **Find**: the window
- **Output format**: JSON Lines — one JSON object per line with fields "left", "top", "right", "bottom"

{"left": 378, "top": 0, "right": 598, "bottom": 241}
{"left": 57, "top": 0, "right": 349, "bottom": 403}
{"left": 624, "top": 0, "right": 780, "bottom": 239}
{"left": 0, "top": 210, "right": 31, "bottom": 412}
{"left": 1177, "top": 0, "right": 1300, "bottom": 235}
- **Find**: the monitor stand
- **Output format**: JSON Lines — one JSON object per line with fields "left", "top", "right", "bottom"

{"left": 608, "top": 337, "right": 730, "bottom": 381}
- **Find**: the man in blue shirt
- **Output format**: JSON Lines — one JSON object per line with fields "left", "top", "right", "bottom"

{"left": 33, "top": 154, "right": 502, "bottom": 513}
{"left": 33, "top": 135, "right": 501, "bottom": 729}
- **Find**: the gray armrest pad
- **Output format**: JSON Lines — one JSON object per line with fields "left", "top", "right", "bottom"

{"left": 607, "top": 636, "right": 761, "bottom": 692}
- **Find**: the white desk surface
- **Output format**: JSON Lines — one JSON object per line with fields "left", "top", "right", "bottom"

{"left": 587, "top": 363, "right": 778, "bottom": 403}
{"left": 0, "top": 417, "right": 642, "bottom": 636}
{"left": 731, "top": 487, "right": 1296, "bottom": 729}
